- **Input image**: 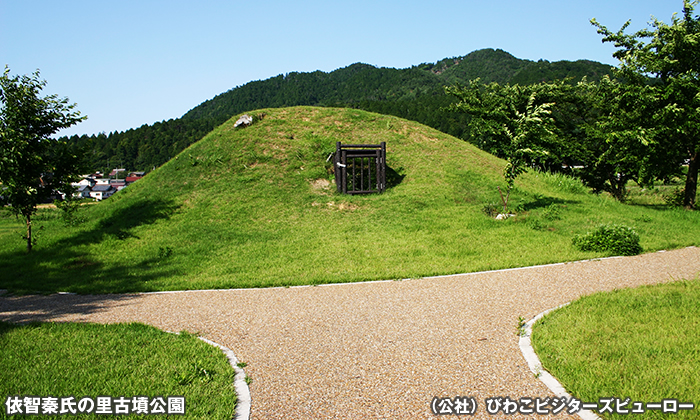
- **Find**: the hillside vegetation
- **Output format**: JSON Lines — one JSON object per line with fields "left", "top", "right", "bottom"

{"left": 3, "top": 107, "right": 697, "bottom": 294}
{"left": 64, "top": 49, "right": 612, "bottom": 173}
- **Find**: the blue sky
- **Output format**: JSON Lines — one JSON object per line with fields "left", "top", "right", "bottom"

{"left": 1, "top": 0, "right": 687, "bottom": 137}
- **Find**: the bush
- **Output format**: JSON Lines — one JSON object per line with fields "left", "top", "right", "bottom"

{"left": 572, "top": 224, "right": 643, "bottom": 256}
{"left": 541, "top": 171, "right": 588, "bottom": 195}
{"left": 663, "top": 187, "right": 685, "bottom": 207}
{"left": 541, "top": 203, "right": 561, "bottom": 221}
{"left": 482, "top": 202, "right": 500, "bottom": 217}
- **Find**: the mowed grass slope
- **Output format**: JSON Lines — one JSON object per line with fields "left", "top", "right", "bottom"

{"left": 1, "top": 106, "right": 699, "bottom": 294}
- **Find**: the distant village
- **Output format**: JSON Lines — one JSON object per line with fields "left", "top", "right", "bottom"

{"left": 71, "top": 169, "right": 144, "bottom": 201}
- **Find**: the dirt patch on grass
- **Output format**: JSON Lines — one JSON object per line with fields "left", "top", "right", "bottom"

{"left": 328, "top": 201, "right": 359, "bottom": 211}
{"left": 310, "top": 178, "right": 332, "bottom": 193}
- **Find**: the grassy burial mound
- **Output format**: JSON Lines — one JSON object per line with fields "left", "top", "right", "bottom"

{"left": 1, "top": 107, "right": 699, "bottom": 294}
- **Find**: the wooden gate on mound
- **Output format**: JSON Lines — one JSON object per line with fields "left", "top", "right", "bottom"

{"left": 334, "top": 142, "right": 386, "bottom": 195}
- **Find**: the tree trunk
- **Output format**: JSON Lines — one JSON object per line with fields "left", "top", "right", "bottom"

{"left": 607, "top": 174, "right": 627, "bottom": 202}
{"left": 684, "top": 148, "right": 698, "bottom": 210}
{"left": 497, "top": 186, "right": 510, "bottom": 213}
{"left": 26, "top": 213, "right": 32, "bottom": 253}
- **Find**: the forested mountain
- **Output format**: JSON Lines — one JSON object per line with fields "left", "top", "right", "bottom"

{"left": 64, "top": 49, "right": 613, "bottom": 172}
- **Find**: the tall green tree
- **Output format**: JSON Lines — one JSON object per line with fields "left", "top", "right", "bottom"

{"left": 573, "top": 76, "right": 659, "bottom": 201}
{"left": 592, "top": 0, "right": 700, "bottom": 208}
{"left": 0, "top": 67, "right": 87, "bottom": 252}
{"left": 446, "top": 79, "right": 561, "bottom": 158}
{"left": 445, "top": 77, "right": 656, "bottom": 202}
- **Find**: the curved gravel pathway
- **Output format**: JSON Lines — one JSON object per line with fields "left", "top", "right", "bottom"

{"left": 2, "top": 247, "right": 699, "bottom": 419}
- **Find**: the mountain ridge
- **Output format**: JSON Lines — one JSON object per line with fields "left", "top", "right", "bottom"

{"left": 183, "top": 48, "right": 612, "bottom": 121}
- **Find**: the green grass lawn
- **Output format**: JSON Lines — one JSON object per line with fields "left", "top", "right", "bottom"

{"left": 0, "top": 322, "right": 237, "bottom": 419}
{"left": 532, "top": 278, "right": 700, "bottom": 419}
{"left": 1, "top": 106, "right": 698, "bottom": 294}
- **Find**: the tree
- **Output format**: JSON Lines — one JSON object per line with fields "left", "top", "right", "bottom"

{"left": 573, "top": 76, "right": 659, "bottom": 201}
{"left": 592, "top": 0, "right": 700, "bottom": 208}
{"left": 447, "top": 80, "right": 556, "bottom": 213}
{"left": 498, "top": 94, "right": 555, "bottom": 213}
{"left": 0, "top": 67, "right": 87, "bottom": 252}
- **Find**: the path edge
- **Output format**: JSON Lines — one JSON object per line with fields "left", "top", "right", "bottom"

{"left": 199, "top": 337, "right": 251, "bottom": 420}
{"left": 519, "top": 304, "right": 601, "bottom": 420}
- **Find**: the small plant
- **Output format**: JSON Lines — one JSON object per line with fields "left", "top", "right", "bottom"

{"left": 517, "top": 316, "right": 527, "bottom": 336}
{"left": 54, "top": 198, "right": 86, "bottom": 227}
{"left": 157, "top": 246, "right": 174, "bottom": 259}
{"left": 236, "top": 361, "right": 247, "bottom": 368}
{"left": 572, "top": 224, "right": 643, "bottom": 256}
{"left": 528, "top": 218, "right": 545, "bottom": 231}
{"left": 496, "top": 93, "right": 555, "bottom": 214}
{"left": 205, "top": 154, "right": 225, "bottom": 167}
{"left": 482, "top": 202, "right": 499, "bottom": 217}
{"left": 635, "top": 215, "right": 652, "bottom": 223}
{"left": 173, "top": 362, "right": 213, "bottom": 385}
{"left": 541, "top": 203, "right": 561, "bottom": 221}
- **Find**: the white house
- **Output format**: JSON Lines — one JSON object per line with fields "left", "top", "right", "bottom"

{"left": 74, "top": 177, "right": 96, "bottom": 188}
{"left": 89, "top": 184, "right": 115, "bottom": 201}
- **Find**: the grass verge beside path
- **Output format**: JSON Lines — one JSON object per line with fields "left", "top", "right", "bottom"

{"left": 532, "top": 278, "right": 700, "bottom": 420}
{"left": 0, "top": 322, "right": 237, "bottom": 419}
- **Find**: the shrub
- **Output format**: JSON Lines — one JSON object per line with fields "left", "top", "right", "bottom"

{"left": 572, "top": 224, "right": 643, "bottom": 256}
{"left": 482, "top": 202, "right": 499, "bottom": 217}
{"left": 663, "top": 187, "right": 685, "bottom": 207}
{"left": 541, "top": 203, "right": 561, "bottom": 221}
{"left": 53, "top": 199, "right": 86, "bottom": 227}
{"left": 541, "top": 171, "right": 588, "bottom": 194}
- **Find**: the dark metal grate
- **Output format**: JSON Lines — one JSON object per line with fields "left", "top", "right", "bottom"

{"left": 334, "top": 142, "right": 386, "bottom": 195}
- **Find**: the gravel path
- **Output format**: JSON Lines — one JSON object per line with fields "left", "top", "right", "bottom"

{"left": 2, "top": 247, "right": 699, "bottom": 419}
